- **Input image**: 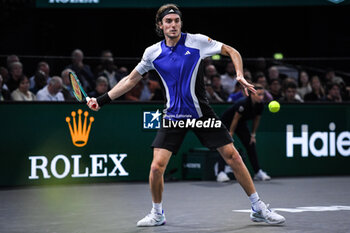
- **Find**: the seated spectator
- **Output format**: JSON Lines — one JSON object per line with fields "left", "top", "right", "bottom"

{"left": 60, "top": 68, "right": 75, "bottom": 101}
{"left": 143, "top": 72, "right": 164, "bottom": 101}
{"left": 279, "top": 80, "right": 303, "bottom": 103}
{"left": 227, "top": 82, "right": 244, "bottom": 103}
{"left": 325, "top": 82, "right": 342, "bottom": 103}
{"left": 29, "top": 61, "right": 51, "bottom": 90}
{"left": 124, "top": 82, "right": 144, "bottom": 101}
{"left": 30, "top": 71, "right": 48, "bottom": 94}
{"left": 324, "top": 69, "right": 345, "bottom": 87}
{"left": 88, "top": 76, "right": 109, "bottom": 98}
{"left": 268, "top": 66, "right": 281, "bottom": 81}
{"left": 139, "top": 77, "right": 152, "bottom": 101}
{"left": 6, "top": 54, "right": 20, "bottom": 69}
{"left": 0, "top": 74, "right": 11, "bottom": 101}
{"left": 96, "top": 50, "right": 127, "bottom": 89}
{"left": 148, "top": 80, "right": 164, "bottom": 101}
{"left": 304, "top": 75, "right": 325, "bottom": 102}
{"left": 66, "top": 49, "right": 95, "bottom": 92}
{"left": 0, "top": 66, "right": 10, "bottom": 90}
{"left": 6, "top": 61, "right": 24, "bottom": 92}
{"left": 36, "top": 76, "right": 64, "bottom": 101}
{"left": 297, "top": 70, "right": 312, "bottom": 99}
{"left": 11, "top": 76, "right": 36, "bottom": 101}
{"left": 269, "top": 79, "right": 282, "bottom": 100}
{"left": 206, "top": 73, "right": 227, "bottom": 103}
{"left": 203, "top": 64, "right": 218, "bottom": 85}
{"left": 254, "top": 72, "right": 273, "bottom": 103}
{"left": 221, "top": 62, "right": 237, "bottom": 95}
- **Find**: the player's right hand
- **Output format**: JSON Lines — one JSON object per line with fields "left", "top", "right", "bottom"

{"left": 87, "top": 97, "right": 100, "bottom": 111}
{"left": 236, "top": 76, "right": 256, "bottom": 96}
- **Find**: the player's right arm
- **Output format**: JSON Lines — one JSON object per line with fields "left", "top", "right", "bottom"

{"left": 87, "top": 69, "right": 143, "bottom": 111}
{"left": 87, "top": 44, "right": 157, "bottom": 111}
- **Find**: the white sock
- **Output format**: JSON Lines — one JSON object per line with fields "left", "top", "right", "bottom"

{"left": 152, "top": 202, "right": 162, "bottom": 214}
{"left": 249, "top": 192, "right": 261, "bottom": 209}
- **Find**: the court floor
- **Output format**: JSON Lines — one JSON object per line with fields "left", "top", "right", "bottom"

{"left": 1, "top": 176, "right": 350, "bottom": 233}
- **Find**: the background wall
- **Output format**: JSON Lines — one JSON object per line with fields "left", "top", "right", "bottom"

{"left": 0, "top": 102, "right": 349, "bottom": 186}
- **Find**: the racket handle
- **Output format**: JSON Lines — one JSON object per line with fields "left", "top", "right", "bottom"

{"left": 86, "top": 97, "right": 97, "bottom": 109}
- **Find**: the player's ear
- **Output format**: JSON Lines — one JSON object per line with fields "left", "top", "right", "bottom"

{"left": 158, "top": 21, "right": 163, "bottom": 30}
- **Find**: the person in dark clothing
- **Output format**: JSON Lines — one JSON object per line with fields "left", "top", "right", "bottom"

{"left": 218, "top": 84, "right": 271, "bottom": 182}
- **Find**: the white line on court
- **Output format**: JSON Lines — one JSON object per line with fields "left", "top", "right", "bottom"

{"left": 233, "top": 205, "right": 350, "bottom": 213}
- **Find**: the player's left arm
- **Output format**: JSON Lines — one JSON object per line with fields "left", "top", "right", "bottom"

{"left": 221, "top": 44, "right": 256, "bottom": 95}
{"left": 250, "top": 115, "right": 261, "bottom": 144}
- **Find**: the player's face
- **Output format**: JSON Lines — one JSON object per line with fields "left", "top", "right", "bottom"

{"left": 160, "top": 14, "right": 181, "bottom": 39}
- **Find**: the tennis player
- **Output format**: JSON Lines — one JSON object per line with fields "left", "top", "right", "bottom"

{"left": 87, "top": 3, "right": 285, "bottom": 226}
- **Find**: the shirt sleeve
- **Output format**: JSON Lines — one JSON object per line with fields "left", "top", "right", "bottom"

{"left": 193, "top": 34, "right": 223, "bottom": 58}
{"left": 135, "top": 47, "right": 154, "bottom": 75}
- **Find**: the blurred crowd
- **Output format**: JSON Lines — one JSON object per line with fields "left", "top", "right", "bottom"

{"left": 0, "top": 49, "right": 349, "bottom": 103}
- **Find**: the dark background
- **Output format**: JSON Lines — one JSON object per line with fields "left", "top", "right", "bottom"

{"left": 1, "top": 1, "right": 350, "bottom": 76}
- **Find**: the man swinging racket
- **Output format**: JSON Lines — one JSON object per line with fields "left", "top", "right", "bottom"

{"left": 87, "top": 3, "right": 285, "bottom": 227}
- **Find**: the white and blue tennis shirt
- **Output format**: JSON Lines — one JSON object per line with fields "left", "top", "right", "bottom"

{"left": 136, "top": 33, "right": 223, "bottom": 120}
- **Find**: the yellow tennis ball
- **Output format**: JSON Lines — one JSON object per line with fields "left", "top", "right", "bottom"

{"left": 268, "top": 101, "right": 280, "bottom": 113}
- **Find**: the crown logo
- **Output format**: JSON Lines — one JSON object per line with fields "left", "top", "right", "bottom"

{"left": 65, "top": 109, "right": 94, "bottom": 147}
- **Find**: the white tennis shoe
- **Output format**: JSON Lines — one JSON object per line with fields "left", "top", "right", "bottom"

{"left": 250, "top": 201, "right": 285, "bottom": 225}
{"left": 217, "top": 171, "right": 230, "bottom": 182}
{"left": 254, "top": 169, "right": 271, "bottom": 181}
{"left": 137, "top": 210, "right": 166, "bottom": 227}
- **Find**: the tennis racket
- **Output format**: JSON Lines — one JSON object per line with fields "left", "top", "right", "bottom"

{"left": 69, "top": 71, "right": 96, "bottom": 108}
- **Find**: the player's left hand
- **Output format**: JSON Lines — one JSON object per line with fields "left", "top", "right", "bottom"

{"left": 236, "top": 76, "right": 256, "bottom": 96}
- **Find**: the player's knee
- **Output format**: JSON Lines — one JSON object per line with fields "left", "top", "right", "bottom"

{"left": 150, "top": 163, "right": 165, "bottom": 176}
{"left": 225, "top": 152, "right": 243, "bottom": 166}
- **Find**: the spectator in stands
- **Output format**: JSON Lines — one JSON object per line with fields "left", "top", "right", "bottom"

{"left": 244, "top": 68, "right": 253, "bottom": 81}
{"left": 67, "top": 49, "right": 95, "bottom": 92}
{"left": 124, "top": 82, "right": 144, "bottom": 101}
{"left": 6, "top": 61, "right": 24, "bottom": 92}
{"left": 11, "top": 76, "right": 36, "bottom": 101}
{"left": 88, "top": 76, "right": 109, "bottom": 98}
{"left": 96, "top": 50, "right": 127, "bottom": 89}
{"left": 267, "top": 66, "right": 281, "bottom": 81}
{"left": 324, "top": 69, "right": 345, "bottom": 87}
{"left": 227, "top": 82, "right": 244, "bottom": 103}
{"left": 36, "top": 76, "right": 64, "bottom": 101}
{"left": 221, "top": 62, "right": 237, "bottom": 95}
{"left": 148, "top": 80, "right": 164, "bottom": 101}
{"left": 60, "top": 68, "right": 75, "bottom": 101}
{"left": 325, "top": 82, "right": 342, "bottom": 103}
{"left": 304, "top": 75, "right": 325, "bottom": 102}
{"left": 143, "top": 72, "right": 164, "bottom": 101}
{"left": 30, "top": 71, "right": 47, "bottom": 94}
{"left": 254, "top": 72, "right": 273, "bottom": 103}
{"left": 0, "top": 67, "right": 10, "bottom": 91}
{"left": 269, "top": 79, "right": 282, "bottom": 100}
{"left": 203, "top": 64, "right": 217, "bottom": 85}
{"left": 0, "top": 74, "right": 11, "bottom": 101}
{"left": 279, "top": 80, "right": 303, "bottom": 103}
{"left": 206, "top": 73, "right": 227, "bottom": 103}
{"left": 6, "top": 55, "right": 20, "bottom": 69}
{"left": 297, "top": 70, "right": 312, "bottom": 99}
{"left": 29, "top": 61, "right": 51, "bottom": 90}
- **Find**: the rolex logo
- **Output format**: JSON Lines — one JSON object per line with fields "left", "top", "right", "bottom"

{"left": 65, "top": 109, "right": 94, "bottom": 147}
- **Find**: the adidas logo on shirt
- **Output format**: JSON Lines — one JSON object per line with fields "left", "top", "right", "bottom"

{"left": 185, "top": 51, "right": 191, "bottom": 55}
